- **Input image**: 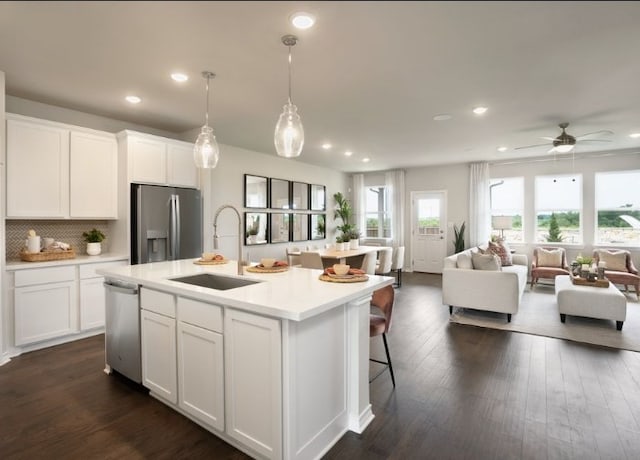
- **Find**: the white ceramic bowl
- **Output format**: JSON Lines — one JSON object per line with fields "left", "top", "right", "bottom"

{"left": 261, "top": 258, "right": 276, "bottom": 268}
{"left": 333, "top": 264, "right": 350, "bottom": 275}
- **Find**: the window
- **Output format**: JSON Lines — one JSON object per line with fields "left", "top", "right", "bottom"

{"left": 365, "top": 186, "right": 390, "bottom": 238}
{"left": 490, "top": 177, "right": 524, "bottom": 242}
{"left": 535, "top": 174, "right": 582, "bottom": 244}
{"left": 595, "top": 170, "right": 640, "bottom": 246}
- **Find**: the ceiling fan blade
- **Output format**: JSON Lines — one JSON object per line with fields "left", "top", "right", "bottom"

{"left": 541, "top": 137, "right": 557, "bottom": 141}
{"left": 579, "top": 139, "right": 612, "bottom": 143}
{"left": 514, "top": 142, "right": 551, "bottom": 150}
{"left": 577, "top": 129, "right": 614, "bottom": 139}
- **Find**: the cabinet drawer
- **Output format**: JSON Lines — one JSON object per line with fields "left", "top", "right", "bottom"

{"left": 141, "top": 288, "right": 175, "bottom": 318}
{"left": 80, "top": 260, "right": 127, "bottom": 279}
{"left": 178, "top": 297, "right": 223, "bottom": 333}
{"left": 14, "top": 266, "right": 75, "bottom": 287}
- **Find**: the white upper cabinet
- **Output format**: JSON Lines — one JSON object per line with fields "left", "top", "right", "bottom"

{"left": 6, "top": 114, "right": 118, "bottom": 219}
{"left": 70, "top": 131, "right": 118, "bottom": 219}
{"left": 7, "top": 117, "right": 70, "bottom": 218}
{"left": 120, "top": 131, "right": 199, "bottom": 189}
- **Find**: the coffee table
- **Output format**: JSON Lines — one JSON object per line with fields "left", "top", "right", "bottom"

{"left": 555, "top": 275, "right": 627, "bottom": 330}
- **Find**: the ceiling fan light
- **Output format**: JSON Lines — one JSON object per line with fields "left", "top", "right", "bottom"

{"left": 554, "top": 144, "right": 574, "bottom": 154}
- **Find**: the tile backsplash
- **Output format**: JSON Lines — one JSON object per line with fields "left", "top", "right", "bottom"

{"left": 6, "top": 220, "right": 110, "bottom": 260}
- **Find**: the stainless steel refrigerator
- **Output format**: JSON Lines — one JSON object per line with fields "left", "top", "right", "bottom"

{"left": 131, "top": 184, "right": 202, "bottom": 264}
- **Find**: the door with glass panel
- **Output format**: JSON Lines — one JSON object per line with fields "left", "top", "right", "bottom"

{"left": 411, "top": 191, "right": 447, "bottom": 273}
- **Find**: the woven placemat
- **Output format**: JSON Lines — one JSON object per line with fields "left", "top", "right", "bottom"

{"left": 246, "top": 265, "right": 289, "bottom": 273}
{"left": 193, "top": 259, "right": 229, "bottom": 265}
{"left": 318, "top": 274, "right": 369, "bottom": 283}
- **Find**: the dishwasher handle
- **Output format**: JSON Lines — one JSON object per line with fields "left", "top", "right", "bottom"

{"left": 104, "top": 282, "right": 138, "bottom": 295}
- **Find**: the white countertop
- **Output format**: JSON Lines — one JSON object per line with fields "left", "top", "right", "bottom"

{"left": 5, "top": 253, "right": 129, "bottom": 270}
{"left": 98, "top": 258, "right": 394, "bottom": 321}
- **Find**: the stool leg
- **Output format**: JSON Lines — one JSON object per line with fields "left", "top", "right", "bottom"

{"left": 382, "top": 333, "right": 395, "bottom": 387}
{"left": 617, "top": 321, "right": 624, "bottom": 331}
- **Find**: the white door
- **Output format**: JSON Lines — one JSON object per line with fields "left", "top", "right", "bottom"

{"left": 411, "top": 191, "right": 447, "bottom": 273}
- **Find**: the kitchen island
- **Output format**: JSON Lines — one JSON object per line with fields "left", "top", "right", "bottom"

{"left": 98, "top": 258, "right": 393, "bottom": 460}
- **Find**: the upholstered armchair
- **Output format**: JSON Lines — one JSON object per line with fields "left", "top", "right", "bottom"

{"left": 593, "top": 249, "right": 640, "bottom": 300}
{"left": 530, "top": 247, "right": 570, "bottom": 288}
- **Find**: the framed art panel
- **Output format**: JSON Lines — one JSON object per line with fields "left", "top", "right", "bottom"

{"left": 244, "top": 174, "right": 268, "bottom": 208}
{"left": 244, "top": 212, "right": 268, "bottom": 246}
{"left": 310, "top": 214, "right": 326, "bottom": 240}
{"left": 292, "top": 182, "right": 309, "bottom": 210}
{"left": 270, "top": 178, "right": 290, "bottom": 209}
{"left": 270, "top": 213, "right": 291, "bottom": 243}
{"left": 310, "top": 184, "right": 326, "bottom": 211}
{"left": 292, "top": 214, "right": 309, "bottom": 241}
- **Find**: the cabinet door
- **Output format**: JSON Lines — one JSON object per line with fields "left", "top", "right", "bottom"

{"left": 7, "top": 118, "right": 70, "bottom": 218}
{"left": 141, "top": 309, "right": 177, "bottom": 403}
{"left": 79, "top": 277, "right": 106, "bottom": 330}
{"left": 225, "top": 309, "right": 282, "bottom": 460}
{"left": 178, "top": 321, "right": 224, "bottom": 431}
{"left": 70, "top": 131, "right": 118, "bottom": 218}
{"left": 129, "top": 136, "right": 166, "bottom": 184}
{"left": 15, "top": 281, "right": 77, "bottom": 346}
{"left": 167, "top": 142, "right": 198, "bottom": 189}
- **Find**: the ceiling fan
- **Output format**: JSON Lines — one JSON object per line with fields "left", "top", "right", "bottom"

{"left": 515, "top": 122, "right": 613, "bottom": 153}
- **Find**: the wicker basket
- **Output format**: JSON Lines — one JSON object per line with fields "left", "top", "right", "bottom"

{"left": 20, "top": 248, "right": 76, "bottom": 262}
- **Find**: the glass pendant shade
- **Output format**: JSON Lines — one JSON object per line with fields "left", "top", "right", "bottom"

{"left": 274, "top": 101, "right": 304, "bottom": 158}
{"left": 194, "top": 71, "right": 220, "bottom": 169}
{"left": 194, "top": 125, "right": 220, "bottom": 168}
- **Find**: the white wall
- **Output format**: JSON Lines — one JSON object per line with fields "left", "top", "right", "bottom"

{"left": 204, "top": 143, "right": 348, "bottom": 263}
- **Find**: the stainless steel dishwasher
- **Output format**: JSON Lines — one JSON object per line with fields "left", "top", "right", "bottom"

{"left": 104, "top": 279, "right": 141, "bottom": 383}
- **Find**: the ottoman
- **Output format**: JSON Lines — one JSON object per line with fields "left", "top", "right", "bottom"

{"left": 555, "top": 275, "right": 627, "bottom": 330}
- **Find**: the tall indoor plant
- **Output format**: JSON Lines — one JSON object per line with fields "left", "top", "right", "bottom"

{"left": 333, "top": 192, "right": 359, "bottom": 249}
{"left": 453, "top": 221, "right": 465, "bottom": 253}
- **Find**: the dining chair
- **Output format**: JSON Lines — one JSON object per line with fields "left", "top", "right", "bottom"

{"left": 287, "top": 246, "right": 301, "bottom": 267}
{"left": 390, "top": 246, "right": 405, "bottom": 287}
{"left": 370, "top": 284, "right": 395, "bottom": 387}
{"left": 375, "top": 248, "right": 393, "bottom": 276}
{"left": 361, "top": 252, "right": 377, "bottom": 275}
{"left": 300, "top": 251, "right": 324, "bottom": 269}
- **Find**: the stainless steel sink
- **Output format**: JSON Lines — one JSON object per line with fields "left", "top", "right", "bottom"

{"left": 170, "top": 273, "right": 262, "bottom": 291}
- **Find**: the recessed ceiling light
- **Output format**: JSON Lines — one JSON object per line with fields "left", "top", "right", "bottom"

{"left": 322, "top": 143, "right": 332, "bottom": 150}
{"left": 433, "top": 114, "right": 452, "bottom": 121}
{"left": 290, "top": 12, "right": 315, "bottom": 29}
{"left": 125, "top": 95, "right": 141, "bottom": 104}
{"left": 472, "top": 106, "right": 488, "bottom": 115}
{"left": 630, "top": 133, "right": 640, "bottom": 138}
{"left": 344, "top": 151, "right": 353, "bottom": 157}
{"left": 497, "top": 146, "right": 508, "bottom": 152}
{"left": 171, "top": 73, "right": 189, "bottom": 82}
{"left": 362, "top": 157, "right": 370, "bottom": 163}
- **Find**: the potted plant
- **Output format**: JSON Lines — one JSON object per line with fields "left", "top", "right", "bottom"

{"left": 247, "top": 215, "right": 260, "bottom": 243}
{"left": 347, "top": 229, "right": 361, "bottom": 250}
{"left": 453, "top": 221, "right": 466, "bottom": 253}
{"left": 333, "top": 192, "right": 359, "bottom": 248}
{"left": 83, "top": 228, "right": 106, "bottom": 256}
{"left": 335, "top": 235, "right": 345, "bottom": 251}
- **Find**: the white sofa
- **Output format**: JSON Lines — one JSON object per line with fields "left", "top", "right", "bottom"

{"left": 442, "top": 247, "right": 528, "bottom": 322}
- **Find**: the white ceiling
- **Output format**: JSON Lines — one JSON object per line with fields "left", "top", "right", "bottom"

{"left": 1, "top": 1, "right": 640, "bottom": 173}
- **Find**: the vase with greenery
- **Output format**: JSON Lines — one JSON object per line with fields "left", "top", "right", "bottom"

{"left": 83, "top": 228, "right": 106, "bottom": 255}
{"left": 247, "top": 215, "right": 260, "bottom": 243}
{"left": 333, "top": 191, "right": 357, "bottom": 244}
{"left": 453, "top": 221, "right": 466, "bottom": 253}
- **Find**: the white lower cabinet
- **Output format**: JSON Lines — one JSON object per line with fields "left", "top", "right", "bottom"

{"left": 141, "top": 308, "right": 177, "bottom": 404}
{"left": 177, "top": 321, "right": 224, "bottom": 431}
{"left": 79, "top": 261, "right": 128, "bottom": 331}
{"left": 224, "top": 308, "right": 282, "bottom": 460}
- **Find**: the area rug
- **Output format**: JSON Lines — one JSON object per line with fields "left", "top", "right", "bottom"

{"left": 449, "top": 285, "right": 640, "bottom": 352}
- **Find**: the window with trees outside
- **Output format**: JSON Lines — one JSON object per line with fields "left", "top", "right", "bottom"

{"left": 365, "top": 186, "right": 390, "bottom": 238}
{"left": 490, "top": 177, "right": 524, "bottom": 242}
{"left": 595, "top": 170, "right": 640, "bottom": 246}
{"left": 535, "top": 174, "right": 582, "bottom": 244}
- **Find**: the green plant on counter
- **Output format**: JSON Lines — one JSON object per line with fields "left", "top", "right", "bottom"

{"left": 83, "top": 228, "right": 106, "bottom": 243}
{"left": 453, "top": 221, "right": 466, "bottom": 253}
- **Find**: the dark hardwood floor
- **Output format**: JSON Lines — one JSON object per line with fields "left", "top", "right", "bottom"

{"left": 2, "top": 272, "right": 640, "bottom": 459}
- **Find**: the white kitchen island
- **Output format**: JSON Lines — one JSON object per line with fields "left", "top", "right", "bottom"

{"left": 98, "top": 258, "right": 393, "bottom": 460}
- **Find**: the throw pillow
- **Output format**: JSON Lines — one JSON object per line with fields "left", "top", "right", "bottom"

{"left": 488, "top": 241, "right": 513, "bottom": 266}
{"left": 456, "top": 252, "right": 473, "bottom": 269}
{"left": 471, "top": 252, "right": 502, "bottom": 271}
{"left": 537, "top": 248, "right": 563, "bottom": 268}
{"left": 598, "top": 250, "right": 628, "bottom": 272}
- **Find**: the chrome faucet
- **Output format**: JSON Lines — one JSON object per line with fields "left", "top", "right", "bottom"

{"left": 213, "top": 204, "right": 244, "bottom": 275}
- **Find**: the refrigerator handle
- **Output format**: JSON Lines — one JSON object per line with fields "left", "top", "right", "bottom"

{"left": 169, "top": 194, "right": 181, "bottom": 260}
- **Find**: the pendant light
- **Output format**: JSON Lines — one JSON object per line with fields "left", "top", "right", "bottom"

{"left": 274, "top": 35, "right": 304, "bottom": 158}
{"left": 193, "top": 71, "right": 220, "bottom": 168}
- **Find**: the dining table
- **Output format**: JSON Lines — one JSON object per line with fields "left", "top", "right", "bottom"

{"left": 317, "top": 245, "right": 393, "bottom": 265}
